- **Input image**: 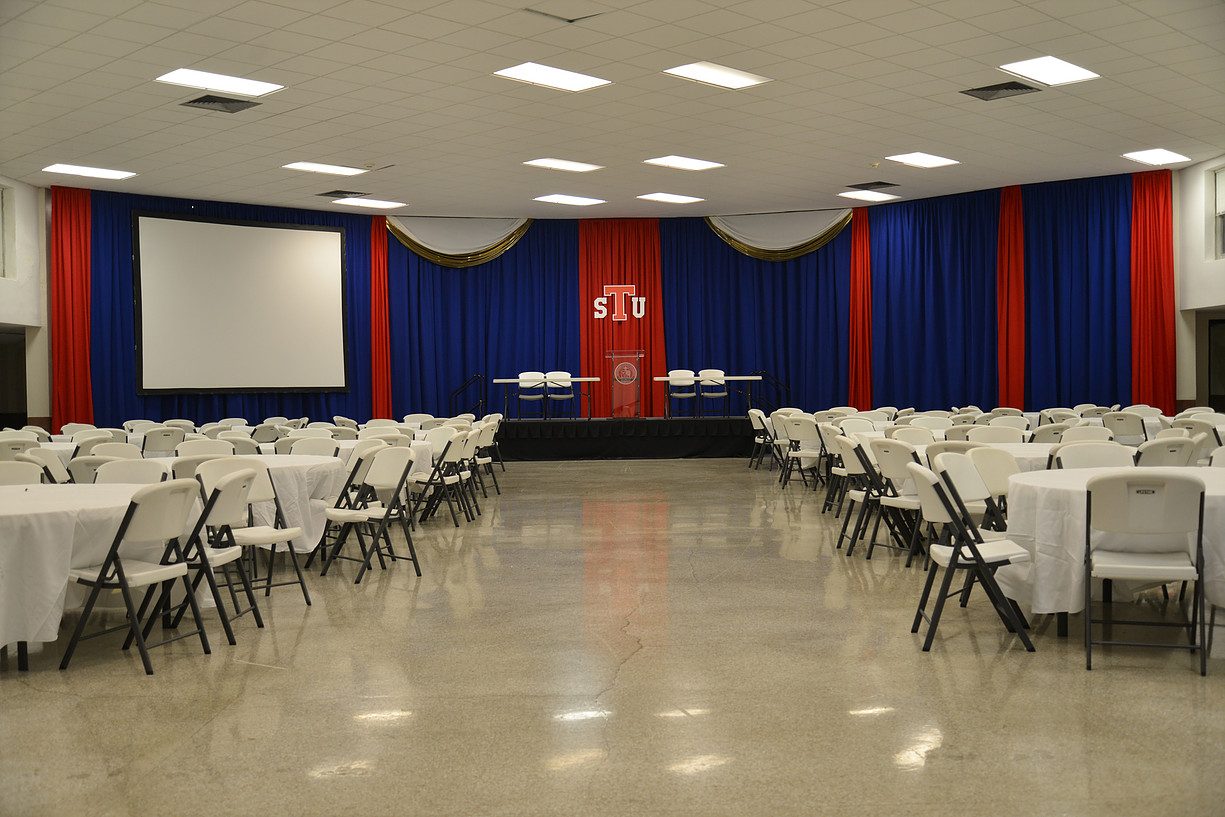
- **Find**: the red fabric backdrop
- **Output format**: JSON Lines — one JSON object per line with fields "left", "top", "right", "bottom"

{"left": 579, "top": 219, "right": 667, "bottom": 417}
{"left": 847, "top": 208, "right": 873, "bottom": 410}
{"left": 997, "top": 186, "right": 1026, "bottom": 408}
{"left": 50, "top": 186, "right": 94, "bottom": 431}
{"left": 370, "top": 216, "right": 392, "bottom": 419}
{"left": 1130, "top": 169, "right": 1175, "bottom": 413}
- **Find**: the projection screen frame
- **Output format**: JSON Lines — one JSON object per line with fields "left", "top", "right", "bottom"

{"left": 131, "top": 211, "right": 350, "bottom": 395}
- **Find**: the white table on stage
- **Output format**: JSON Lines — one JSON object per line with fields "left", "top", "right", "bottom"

{"left": 0, "top": 484, "right": 157, "bottom": 646}
{"left": 493, "top": 376, "right": 600, "bottom": 417}
{"left": 651, "top": 375, "right": 763, "bottom": 384}
{"left": 995, "top": 466, "right": 1225, "bottom": 617}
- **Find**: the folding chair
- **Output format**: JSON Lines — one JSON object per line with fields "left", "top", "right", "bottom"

{"left": 321, "top": 446, "right": 420, "bottom": 583}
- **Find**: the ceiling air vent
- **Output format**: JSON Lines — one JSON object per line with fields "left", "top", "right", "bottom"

{"left": 960, "top": 81, "right": 1042, "bottom": 101}
{"left": 317, "top": 190, "right": 369, "bottom": 198}
{"left": 180, "top": 95, "right": 261, "bottom": 114}
{"left": 846, "top": 181, "right": 898, "bottom": 191}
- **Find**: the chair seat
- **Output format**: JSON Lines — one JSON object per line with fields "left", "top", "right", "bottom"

{"left": 881, "top": 495, "right": 920, "bottom": 511}
{"left": 1091, "top": 550, "right": 1197, "bottom": 581}
{"left": 930, "top": 538, "right": 1030, "bottom": 568}
{"left": 69, "top": 559, "right": 187, "bottom": 587}
{"left": 846, "top": 489, "right": 867, "bottom": 502}
{"left": 203, "top": 545, "right": 244, "bottom": 566}
{"left": 325, "top": 506, "right": 380, "bottom": 524}
{"left": 231, "top": 525, "right": 303, "bottom": 546}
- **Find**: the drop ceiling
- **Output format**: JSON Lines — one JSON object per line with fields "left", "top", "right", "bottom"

{"left": 1, "top": 0, "right": 1223, "bottom": 218}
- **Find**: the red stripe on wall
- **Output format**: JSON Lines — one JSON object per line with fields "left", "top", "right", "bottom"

{"left": 578, "top": 219, "right": 667, "bottom": 417}
{"left": 847, "top": 208, "right": 873, "bottom": 410}
{"left": 370, "top": 216, "right": 393, "bottom": 418}
{"left": 997, "top": 186, "right": 1026, "bottom": 408}
{"left": 50, "top": 186, "right": 94, "bottom": 432}
{"left": 1130, "top": 169, "right": 1176, "bottom": 414}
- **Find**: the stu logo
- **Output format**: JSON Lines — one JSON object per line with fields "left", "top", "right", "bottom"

{"left": 593, "top": 284, "right": 646, "bottom": 321}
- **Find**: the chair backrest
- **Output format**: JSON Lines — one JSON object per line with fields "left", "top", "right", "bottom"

{"left": 966, "top": 446, "right": 1020, "bottom": 498}
{"left": 769, "top": 411, "right": 792, "bottom": 444}
{"left": 891, "top": 426, "right": 935, "bottom": 445}
{"left": 92, "top": 441, "right": 143, "bottom": 460}
{"left": 1175, "top": 406, "right": 1213, "bottom": 418}
{"left": 922, "top": 440, "right": 981, "bottom": 467}
{"left": 346, "top": 438, "right": 389, "bottom": 467}
{"left": 442, "top": 418, "right": 472, "bottom": 429}
{"left": 1102, "top": 411, "right": 1146, "bottom": 438}
{"left": 1029, "top": 422, "right": 1068, "bottom": 444}
{"left": 217, "top": 417, "right": 247, "bottom": 427}
{"left": 363, "top": 446, "right": 416, "bottom": 492}
{"left": 1060, "top": 425, "right": 1114, "bottom": 443}
{"left": 250, "top": 423, "right": 285, "bottom": 443}
{"left": 931, "top": 451, "right": 994, "bottom": 506}
{"left": 517, "top": 372, "right": 547, "bottom": 397}
{"left": 364, "top": 418, "right": 400, "bottom": 427}
{"left": 225, "top": 436, "right": 261, "bottom": 454}
{"left": 172, "top": 454, "right": 221, "bottom": 480}
{"left": 328, "top": 426, "right": 358, "bottom": 440}
{"left": 949, "top": 413, "right": 980, "bottom": 426}
{"left": 869, "top": 438, "right": 920, "bottom": 486}
{"left": 123, "top": 419, "right": 157, "bottom": 433}
{"left": 403, "top": 413, "right": 433, "bottom": 424}
{"left": 424, "top": 425, "right": 459, "bottom": 450}
{"left": 358, "top": 427, "right": 403, "bottom": 441}
{"left": 176, "top": 438, "right": 235, "bottom": 457}
{"left": 988, "top": 415, "right": 1030, "bottom": 431}
{"left": 287, "top": 427, "right": 333, "bottom": 438}
{"left": 196, "top": 456, "right": 280, "bottom": 506}
{"left": 905, "top": 462, "right": 955, "bottom": 525}
{"left": 198, "top": 422, "right": 227, "bottom": 438}
{"left": 990, "top": 407, "right": 1023, "bottom": 417}
{"left": 123, "top": 479, "right": 200, "bottom": 544}
{"left": 966, "top": 425, "right": 1024, "bottom": 444}
{"left": 263, "top": 416, "right": 290, "bottom": 426}
{"left": 697, "top": 369, "right": 727, "bottom": 396}
{"left": 874, "top": 406, "right": 898, "bottom": 420}
{"left": 942, "top": 425, "right": 974, "bottom": 442}
{"left": 198, "top": 467, "right": 258, "bottom": 528}
{"left": 67, "top": 455, "right": 120, "bottom": 484}
{"left": 0, "top": 429, "right": 40, "bottom": 442}
{"left": 72, "top": 428, "right": 112, "bottom": 443}
{"left": 1123, "top": 404, "right": 1163, "bottom": 418}
{"left": 17, "top": 448, "right": 72, "bottom": 483}
{"left": 163, "top": 419, "right": 195, "bottom": 432}
{"left": 1086, "top": 472, "right": 1204, "bottom": 547}
{"left": 0, "top": 438, "right": 39, "bottom": 460}
{"left": 1154, "top": 427, "right": 1190, "bottom": 439}
{"left": 1079, "top": 406, "right": 1111, "bottom": 418}
{"left": 290, "top": 437, "right": 340, "bottom": 457}
{"left": 0, "top": 460, "right": 44, "bottom": 485}
{"left": 837, "top": 417, "right": 876, "bottom": 434}
{"left": 1134, "top": 437, "right": 1197, "bottom": 467}
{"left": 783, "top": 415, "right": 820, "bottom": 446}
{"left": 833, "top": 435, "right": 867, "bottom": 476}
{"left": 332, "top": 415, "right": 360, "bottom": 430}
{"left": 747, "top": 408, "right": 766, "bottom": 431}
{"left": 910, "top": 416, "right": 953, "bottom": 431}
{"left": 94, "top": 458, "right": 169, "bottom": 484}
{"left": 666, "top": 369, "right": 696, "bottom": 387}
{"left": 142, "top": 426, "right": 187, "bottom": 453}
{"left": 1055, "top": 441, "right": 1135, "bottom": 469}
{"left": 61, "top": 422, "right": 96, "bottom": 436}
{"left": 545, "top": 371, "right": 574, "bottom": 396}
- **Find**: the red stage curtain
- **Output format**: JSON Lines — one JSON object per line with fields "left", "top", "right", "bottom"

{"left": 579, "top": 219, "right": 666, "bottom": 417}
{"left": 370, "top": 216, "right": 392, "bottom": 419}
{"left": 848, "top": 208, "right": 872, "bottom": 410}
{"left": 1130, "top": 169, "right": 1175, "bottom": 413}
{"left": 50, "top": 186, "right": 94, "bottom": 431}
{"left": 997, "top": 186, "right": 1025, "bottom": 408}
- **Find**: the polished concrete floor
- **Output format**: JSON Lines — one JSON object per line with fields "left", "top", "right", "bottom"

{"left": 3, "top": 458, "right": 1223, "bottom": 817}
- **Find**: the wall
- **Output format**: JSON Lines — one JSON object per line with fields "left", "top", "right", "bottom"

{"left": 0, "top": 174, "right": 50, "bottom": 425}
{"left": 1176, "top": 155, "right": 1225, "bottom": 403}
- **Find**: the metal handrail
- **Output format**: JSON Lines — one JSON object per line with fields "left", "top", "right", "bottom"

{"left": 750, "top": 370, "right": 790, "bottom": 414}
{"left": 448, "top": 374, "right": 486, "bottom": 417}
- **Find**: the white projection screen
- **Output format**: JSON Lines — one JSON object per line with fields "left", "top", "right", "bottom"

{"left": 134, "top": 214, "right": 347, "bottom": 392}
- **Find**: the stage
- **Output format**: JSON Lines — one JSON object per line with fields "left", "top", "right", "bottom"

{"left": 495, "top": 417, "right": 753, "bottom": 461}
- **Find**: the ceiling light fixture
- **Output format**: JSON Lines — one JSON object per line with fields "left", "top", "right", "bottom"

{"left": 885, "top": 152, "right": 959, "bottom": 168}
{"left": 42, "top": 163, "right": 136, "bottom": 180}
{"left": 284, "top": 161, "right": 368, "bottom": 176}
{"left": 838, "top": 190, "right": 900, "bottom": 202}
{"left": 494, "top": 62, "right": 610, "bottom": 92}
{"left": 534, "top": 194, "right": 605, "bottom": 206}
{"left": 637, "top": 192, "right": 704, "bottom": 204}
{"left": 331, "top": 197, "right": 406, "bottom": 209}
{"left": 523, "top": 158, "right": 604, "bottom": 173}
{"left": 664, "top": 61, "right": 771, "bottom": 89}
{"left": 155, "top": 68, "right": 283, "bottom": 97}
{"left": 998, "top": 56, "right": 1098, "bottom": 86}
{"left": 1122, "top": 148, "right": 1191, "bottom": 166}
{"left": 643, "top": 155, "right": 724, "bottom": 171}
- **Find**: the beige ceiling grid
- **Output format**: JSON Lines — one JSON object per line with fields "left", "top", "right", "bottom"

{"left": 1, "top": 0, "right": 1223, "bottom": 217}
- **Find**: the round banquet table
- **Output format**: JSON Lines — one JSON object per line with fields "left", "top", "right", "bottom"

{"left": 0, "top": 484, "right": 152, "bottom": 646}
{"left": 995, "top": 466, "right": 1225, "bottom": 617}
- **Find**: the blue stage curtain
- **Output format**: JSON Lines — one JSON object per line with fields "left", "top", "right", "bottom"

{"left": 659, "top": 217, "right": 851, "bottom": 413}
{"left": 386, "top": 219, "right": 580, "bottom": 417}
{"left": 1022, "top": 175, "right": 1133, "bottom": 409}
{"left": 89, "top": 191, "right": 373, "bottom": 426}
{"left": 868, "top": 189, "right": 1001, "bottom": 411}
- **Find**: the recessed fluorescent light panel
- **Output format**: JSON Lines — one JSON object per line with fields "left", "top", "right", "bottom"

{"left": 155, "top": 68, "right": 283, "bottom": 97}
{"left": 1122, "top": 149, "right": 1190, "bottom": 166}
{"left": 643, "top": 155, "right": 724, "bottom": 171}
{"left": 998, "top": 56, "right": 1098, "bottom": 86}
{"left": 284, "top": 161, "right": 368, "bottom": 176}
{"left": 523, "top": 158, "right": 604, "bottom": 173}
{"left": 637, "top": 193, "right": 704, "bottom": 204}
{"left": 885, "top": 152, "right": 959, "bottom": 169}
{"left": 534, "top": 194, "right": 605, "bottom": 206}
{"left": 42, "top": 163, "right": 136, "bottom": 180}
{"left": 494, "top": 62, "right": 610, "bottom": 92}
{"left": 664, "top": 62, "right": 771, "bottom": 89}
{"left": 331, "top": 197, "right": 405, "bottom": 209}
{"left": 838, "top": 190, "right": 900, "bottom": 202}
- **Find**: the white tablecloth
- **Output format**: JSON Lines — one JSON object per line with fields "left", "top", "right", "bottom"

{"left": 0, "top": 484, "right": 146, "bottom": 645}
{"left": 996, "top": 466, "right": 1225, "bottom": 615}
